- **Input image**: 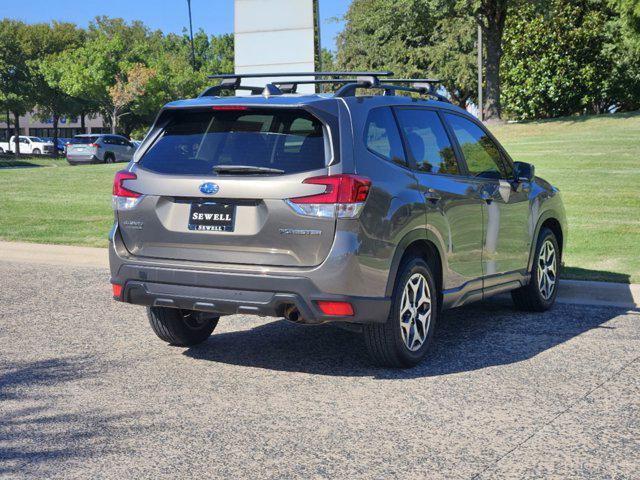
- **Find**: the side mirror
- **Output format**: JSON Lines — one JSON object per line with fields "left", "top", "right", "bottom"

{"left": 513, "top": 161, "right": 535, "bottom": 183}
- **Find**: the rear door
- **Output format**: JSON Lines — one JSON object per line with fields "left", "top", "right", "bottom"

{"left": 117, "top": 106, "right": 338, "bottom": 267}
{"left": 394, "top": 107, "right": 485, "bottom": 289}
{"left": 443, "top": 112, "right": 531, "bottom": 277}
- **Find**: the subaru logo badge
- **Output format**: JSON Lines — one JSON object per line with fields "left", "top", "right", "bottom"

{"left": 199, "top": 182, "right": 219, "bottom": 195}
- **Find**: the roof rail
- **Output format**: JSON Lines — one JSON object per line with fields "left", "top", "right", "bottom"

{"left": 200, "top": 71, "right": 393, "bottom": 98}
{"left": 198, "top": 71, "right": 450, "bottom": 102}
{"left": 207, "top": 71, "right": 394, "bottom": 80}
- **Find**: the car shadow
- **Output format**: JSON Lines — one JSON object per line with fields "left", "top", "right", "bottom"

{"left": 183, "top": 297, "right": 626, "bottom": 379}
{"left": 563, "top": 266, "right": 631, "bottom": 284}
{"left": 0, "top": 356, "right": 157, "bottom": 477}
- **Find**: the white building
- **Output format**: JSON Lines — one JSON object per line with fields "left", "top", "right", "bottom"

{"left": 0, "top": 111, "right": 108, "bottom": 141}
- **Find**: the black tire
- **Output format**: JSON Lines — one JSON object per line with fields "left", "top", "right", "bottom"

{"left": 511, "top": 227, "right": 560, "bottom": 312}
{"left": 103, "top": 153, "right": 115, "bottom": 164}
{"left": 363, "top": 257, "right": 438, "bottom": 368}
{"left": 147, "top": 307, "right": 219, "bottom": 346}
{"left": 32, "top": 148, "right": 41, "bottom": 155}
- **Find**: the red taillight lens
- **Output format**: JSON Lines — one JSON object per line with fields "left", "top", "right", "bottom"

{"left": 113, "top": 170, "right": 140, "bottom": 198}
{"left": 90, "top": 143, "right": 100, "bottom": 148}
{"left": 291, "top": 175, "right": 371, "bottom": 204}
{"left": 212, "top": 106, "right": 249, "bottom": 111}
{"left": 112, "top": 283, "right": 122, "bottom": 298}
{"left": 316, "top": 301, "right": 354, "bottom": 316}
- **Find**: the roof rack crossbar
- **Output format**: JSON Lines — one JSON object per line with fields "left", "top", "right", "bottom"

{"left": 334, "top": 77, "right": 450, "bottom": 103}
{"left": 208, "top": 71, "right": 394, "bottom": 80}
{"left": 199, "top": 84, "right": 264, "bottom": 97}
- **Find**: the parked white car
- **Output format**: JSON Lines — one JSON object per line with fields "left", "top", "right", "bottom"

{"left": 0, "top": 136, "right": 55, "bottom": 155}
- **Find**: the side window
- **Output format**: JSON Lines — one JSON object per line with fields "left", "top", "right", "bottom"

{"left": 283, "top": 117, "right": 321, "bottom": 153}
{"left": 102, "top": 136, "right": 113, "bottom": 145}
{"left": 444, "top": 113, "right": 512, "bottom": 180}
{"left": 364, "top": 107, "right": 406, "bottom": 167}
{"left": 395, "top": 109, "right": 460, "bottom": 175}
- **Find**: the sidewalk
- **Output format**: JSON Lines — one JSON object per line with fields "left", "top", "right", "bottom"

{"left": 1, "top": 241, "right": 638, "bottom": 309}
{"left": 1, "top": 241, "right": 108, "bottom": 268}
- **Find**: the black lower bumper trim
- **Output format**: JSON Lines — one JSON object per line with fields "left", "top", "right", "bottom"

{"left": 118, "top": 280, "right": 390, "bottom": 325}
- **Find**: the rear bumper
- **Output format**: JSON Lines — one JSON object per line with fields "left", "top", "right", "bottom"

{"left": 110, "top": 228, "right": 391, "bottom": 325}
{"left": 67, "top": 154, "right": 100, "bottom": 165}
{"left": 114, "top": 276, "right": 389, "bottom": 324}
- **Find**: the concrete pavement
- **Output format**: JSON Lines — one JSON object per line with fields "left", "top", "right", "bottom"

{"left": 0, "top": 260, "right": 638, "bottom": 478}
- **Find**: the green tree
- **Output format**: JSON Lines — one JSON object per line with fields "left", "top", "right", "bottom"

{"left": 613, "top": 0, "right": 640, "bottom": 30}
{"left": 335, "top": 0, "right": 477, "bottom": 108}
{"left": 25, "top": 21, "right": 85, "bottom": 155}
{"left": 336, "top": 0, "right": 432, "bottom": 77}
{"left": 0, "top": 20, "right": 33, "bottom": 154}
{"left": 43, "top": 17, "right": 150, "bottom": 134}
{"left": 501, "top": 0, "right": 640, "bottom": 119}
{"left": 427, "top": 10, "right": 477, "bottom": 108}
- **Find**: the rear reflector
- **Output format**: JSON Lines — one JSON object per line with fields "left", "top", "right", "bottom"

{"left": 112, "top": 283, "right": 122, "bottom": 298}
{"left": 316, "top": 301, "right": 354, "bottom": 316}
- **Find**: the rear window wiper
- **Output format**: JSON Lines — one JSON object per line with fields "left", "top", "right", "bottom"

{"left": 213, "top": 165, "right": 285, "bottom": 175}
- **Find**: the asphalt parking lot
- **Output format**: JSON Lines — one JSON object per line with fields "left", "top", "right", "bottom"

{"left": 1, "top": 260, "right": 638, "bottom": 479}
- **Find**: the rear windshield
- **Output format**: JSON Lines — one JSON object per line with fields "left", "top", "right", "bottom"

{"left": 71, "top": 136, "right": 99, "bottom": 144}
{"left": 139, "top": 108, "right": 326, "bottom": 175}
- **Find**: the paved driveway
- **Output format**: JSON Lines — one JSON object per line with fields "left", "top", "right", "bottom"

{"left": 1, "top": 261, "right": 638, "bottom": 479}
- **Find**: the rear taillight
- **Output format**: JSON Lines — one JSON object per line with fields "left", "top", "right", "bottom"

{"left": 90, "top": 143, "right": 100, "bottom": 148}
{"left": 287, "top": 174, "right": 371, "bottom": 218}
{"left": 112, "top": 170, "right": 142, "bottom": 210}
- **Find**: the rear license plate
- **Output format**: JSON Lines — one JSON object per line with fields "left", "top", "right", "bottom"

{"left": 188, "top": 202, "right": 236, "bottom": 232}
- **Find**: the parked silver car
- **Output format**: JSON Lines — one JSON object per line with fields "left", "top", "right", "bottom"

{"left": 109, "top": 72, "right": 567, "bottom": 368}
{"left": 66, "top": 134, "right": 136, "bottom": 165}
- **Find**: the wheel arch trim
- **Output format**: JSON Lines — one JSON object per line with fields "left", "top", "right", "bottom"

{"left": 385, "top": 228, "right": 446, "bottom": 297}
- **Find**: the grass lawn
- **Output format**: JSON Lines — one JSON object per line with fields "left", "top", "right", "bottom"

{"left": 1, "top": 111, "right": 639, "bottom": 283}
{"left": 0, "top": 157, "right": 119, "bottom": 247}
{"left": 491, "top": 112, "right": 640, "bottom": 283}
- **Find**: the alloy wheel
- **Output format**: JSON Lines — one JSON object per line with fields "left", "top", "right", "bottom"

{"left": 537, "top": 240, "right": 557, "bottom": 300}
{"left": 399, "top": 273, "right": 432, "bottom": 351}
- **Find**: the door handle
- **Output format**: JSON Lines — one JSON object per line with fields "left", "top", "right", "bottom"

{"left": 424, "top": 189, "right": 442, "bottom": 203}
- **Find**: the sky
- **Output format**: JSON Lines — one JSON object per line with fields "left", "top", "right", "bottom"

{"left": 0, "top": 0, "right": 349, "bottom": 51}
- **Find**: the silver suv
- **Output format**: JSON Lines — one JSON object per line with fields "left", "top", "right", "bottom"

{"left": 109, "top": 72, "right": 567, "bottom": 368}
{"left": 66, "top": 134, "right": 136, "bottom": 165}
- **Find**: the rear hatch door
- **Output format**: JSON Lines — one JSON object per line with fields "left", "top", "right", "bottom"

{"left": 116, "top": 106, "right": 338, "bottom": 267}
{"left": 67, "top": 136, "right": 99, "bottom": 158}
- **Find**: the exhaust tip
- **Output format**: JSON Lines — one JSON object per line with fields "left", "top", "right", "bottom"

{"left": 283, "top": 304, "right": 303, "bottom": 323}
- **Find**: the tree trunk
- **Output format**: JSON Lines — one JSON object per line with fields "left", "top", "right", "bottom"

{"left": 13, "top": 112, "right": 20, "bottom": 155}
{"left": 52, "top": 114, "right": 59, "bottom": 158}
{"left": 5, "top": 110, "right": 10, "bottom": 144}
{"left": 484, "top": 28, "right": 503, "bottom": 120}
{"left": 111, "top": 109, "right": 117, "bottom": 134}
{"left": 81, "top": 112, "right": 86, "bottom": 133}
{"left": 482, "top": 3, "right": 507, "bottom": 122}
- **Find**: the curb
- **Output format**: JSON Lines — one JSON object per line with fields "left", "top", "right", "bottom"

{"left": 556, "top": 279, "right": 640, "bottom": 310}
{"left": 1, "top": 241, "right": 638, "bottom": 310}
{"left": 0, "top": 241, "right": 108, "bottom": 268}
